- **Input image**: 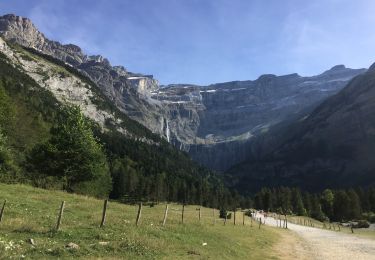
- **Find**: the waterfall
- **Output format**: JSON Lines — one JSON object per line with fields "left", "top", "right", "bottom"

{"left": 165, "top": 119, "right": 170, "bottom": 142}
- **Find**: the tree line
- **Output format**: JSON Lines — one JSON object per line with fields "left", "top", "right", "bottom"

{"left": 1, "top": 50, "right": 374, "bottom": 223}
{"left": 254, "top": 187, "right": 375, "bottom": 222}
{"left": 0, "top": 52, "right": 250, "bottom": 210}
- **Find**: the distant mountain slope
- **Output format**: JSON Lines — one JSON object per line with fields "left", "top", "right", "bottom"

{"left": 0, "top": 36, "right": 230, "bottom": 205}
{"left": 228, "top": 63, "right": 375, "bottom": 193}
{"left": 183, "top": 66, "right": 366, "bottom": 170}
{"left": 0, "top": 14, "right": 366, "bottom": 172}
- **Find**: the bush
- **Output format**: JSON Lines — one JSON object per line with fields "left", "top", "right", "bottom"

{"left": 353, "top": 220, "right": 370, "bottom": 228}
{"left": 219, "top": 209, "right": 232, "bottom": 219}
{"left": 362, "top": 212, "right": 375, "bottom": 223}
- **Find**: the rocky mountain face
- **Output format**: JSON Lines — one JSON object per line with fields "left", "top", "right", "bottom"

{"left": 228, "top": 64, "right": 375, "bottom": 192}
{"left": 156, "top": 66, "right": 365, "bottom": 170}
{"left": 0, "top": 14, "right": 165, "bottom": 136}
{"left": 0, "top": 14, "right": 366, "bottom": 171}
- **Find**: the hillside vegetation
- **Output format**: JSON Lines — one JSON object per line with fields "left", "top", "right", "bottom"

{"left": 0, "top": 184, "right": 280, "bottom": 259}
{"left": 0, "top": 41, "right": 248, "bottom": 209}
{"left": 228, "top": 66, "right": 375, "bottom": 193}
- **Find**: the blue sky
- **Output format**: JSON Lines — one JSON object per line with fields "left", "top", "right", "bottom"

{"left": 1, "top": 0, "right": 374, "bottom": 85}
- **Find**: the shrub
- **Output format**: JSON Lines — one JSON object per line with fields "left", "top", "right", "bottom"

{"left": 353, "top": 220, "right": 370, "bottom": 228}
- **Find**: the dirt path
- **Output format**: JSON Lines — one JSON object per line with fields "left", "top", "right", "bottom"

{"left": 254, "top": 213, "right": 375, "bottom": 260}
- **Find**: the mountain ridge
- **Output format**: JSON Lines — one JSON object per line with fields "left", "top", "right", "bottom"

{"left": 0, "top": 13, "right": 367, "bottom": 171}
{"left": 227, "top": 64, "right": 375, "bottom": 192}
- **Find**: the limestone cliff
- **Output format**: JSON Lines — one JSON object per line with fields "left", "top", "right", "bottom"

{"left": 0, "top": 14, "right": 366, "bottom": 171}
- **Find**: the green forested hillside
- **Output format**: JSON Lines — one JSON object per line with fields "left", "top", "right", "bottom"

{"left": 0, "top": 48, "right": 247, "bottom": 209}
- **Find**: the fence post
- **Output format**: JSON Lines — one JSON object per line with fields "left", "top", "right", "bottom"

{"left": 234, "top": 210, "right": 236, "bottom": 225}
{"left": 250, "top": 215, "right": 253, "bottom": 227}
{"left": 100, "top": 199, "right": 108, "bottom": 228}
{"left": 0, "top": 200, "right": 6, "bottom": 223}
{"left": 224, "top": 212, "right": 227, "bottom": 226}
{"left": 258, "top": 218, "right": 261, "bottom": 229}
{"left": 285, "top": 215, "right": 288, "bottom": 229}
{"left": 181, "top": 204, "right": 185, "bottom": 224}
{"left": 162, "top": 204, "right": 169, "bottom": 226}
{"left": 212, "top": 208, "right": 215, "bottom": 225}
{"left": 243, "top": 212, "right": 245, "bottom": 226}
{"left": 199, "top": 207, "right": 201, "bottom": 222}
{"left": 56, "top": 201, "right": 65, "bottom": 231}
{"left": 136, "top": 202, "right": 142, "bottom": 226}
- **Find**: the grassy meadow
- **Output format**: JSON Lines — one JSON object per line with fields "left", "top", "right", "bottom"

{"left": 0, "top": 184, "right": 285, "bottom": 259}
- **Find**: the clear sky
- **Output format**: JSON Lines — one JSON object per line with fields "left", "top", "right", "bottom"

{"left": 1, "top": 0, "right": 374, "bottom": 85}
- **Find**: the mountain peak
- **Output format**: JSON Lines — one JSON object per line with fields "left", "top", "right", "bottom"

{"left": 368, "top": 62, "right": 375, "bottom": 72}
{"left": 330, "top": 64, "right": 346, "bottom": 71}
{"left": 0, "top": 13, "right": 46, "bottom": 48}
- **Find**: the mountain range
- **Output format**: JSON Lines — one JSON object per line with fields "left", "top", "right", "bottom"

{"left": 1, "top": 14, "right": 374, "bottom": 193}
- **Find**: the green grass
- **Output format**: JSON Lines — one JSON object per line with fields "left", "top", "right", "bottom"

{"left": 0, "top": 184, "right": 283, "bottom": 259}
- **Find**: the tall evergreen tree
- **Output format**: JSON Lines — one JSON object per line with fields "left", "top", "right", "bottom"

{"left": 28, "top": 106, "right": 112, "bottom": 197}
{"left": 333, "top": 190, "right": 350, "bottom": 221}
{"left": 0, "top": 131, "right": 16, "bottom": 181}
{"left": 302, "top": 192, "right": 312, "bottom": 216}
{"left": 291, "top": 188, "right": 306, "bottom": 216}
{"left": 321, "top": 189, "right": 334, "bottom": 220}
{"left": 368, "top": 187, "right": 375, "bottom": 212}
{"left": 310, "top": 194, "right": 326, "bottom": 221}
{"left": 347, "top": 189, "right": 361, "bottom": 219}
{"left": 279, "top": 187, "right": 292, "bottom": 214}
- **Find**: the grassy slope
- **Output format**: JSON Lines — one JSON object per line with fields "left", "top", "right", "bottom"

{"left": 0, "top": 184, "right": 282, "bottom": 259}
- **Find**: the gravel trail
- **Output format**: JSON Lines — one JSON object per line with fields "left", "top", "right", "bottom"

{"left": 254, "top": 213, "right": 375, "bottom": 260}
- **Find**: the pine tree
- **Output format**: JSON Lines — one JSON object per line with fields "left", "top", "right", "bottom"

{"left": 367, "top": 187, "right": 375, "bottom": 212}
{"left": 333, "top": 190, "right": 350, "bottom": 221}
{"left": 347, "top": 189, "right": 361, "bottom": 220}
{"left": 279, "top": 187, "right": 292, "bottom": 214}
{"left": 292, "top": 188, "right": 306, "bottom": 216}
{"left": 302, "top": 192, "right": 312, "bottom": 216}
{"left": 356, "top": 187, "right": 370, "bottom": 213}
{"left": 321, "top": 189, "right": 334, "bottom": 220}
{"left": 0, "top": 130, "right": 17, "bottom": 181}
{"left": 310, "top": 194, "right": 326, "bottom": 221}
{"left": 28, "top": 106, "right": 112, "bottom": 197}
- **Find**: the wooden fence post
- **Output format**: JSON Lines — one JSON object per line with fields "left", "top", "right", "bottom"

{"left": 181, "top": 204, "right": 185, "bottom": 224}
{"left": 234, "top": 210, "right": 236, "bottom": 225}
{"left": 162, "top": 204, "right": 168, "bottom": 226}
{"left": 136, "top": 202, "right": 142, "bottom": 226}
{"left": 100, "top": 199, "right": 108, "bottom": 228}
{"left": 199, "top": 207, "right": 201, "bottom": 222}
{"left": 0, "top": 200, "right": 6, "bottom": 223}
{"left": 258, "top": 218, "right": 261, "bottom": 229}
{"left": 56, "top": 201, "right": 65, "bottom": 231}
{"left": 224, "top": 212, "right": 227, "bottom": 226}
{"left": 242, "top": 212, "right": 245, "bottom": 226}
{"left": 250, "top": 215, "right": 253, "bottom": 227}
{"left": 285, "top": 215, "right": 288, "bottom": 229}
